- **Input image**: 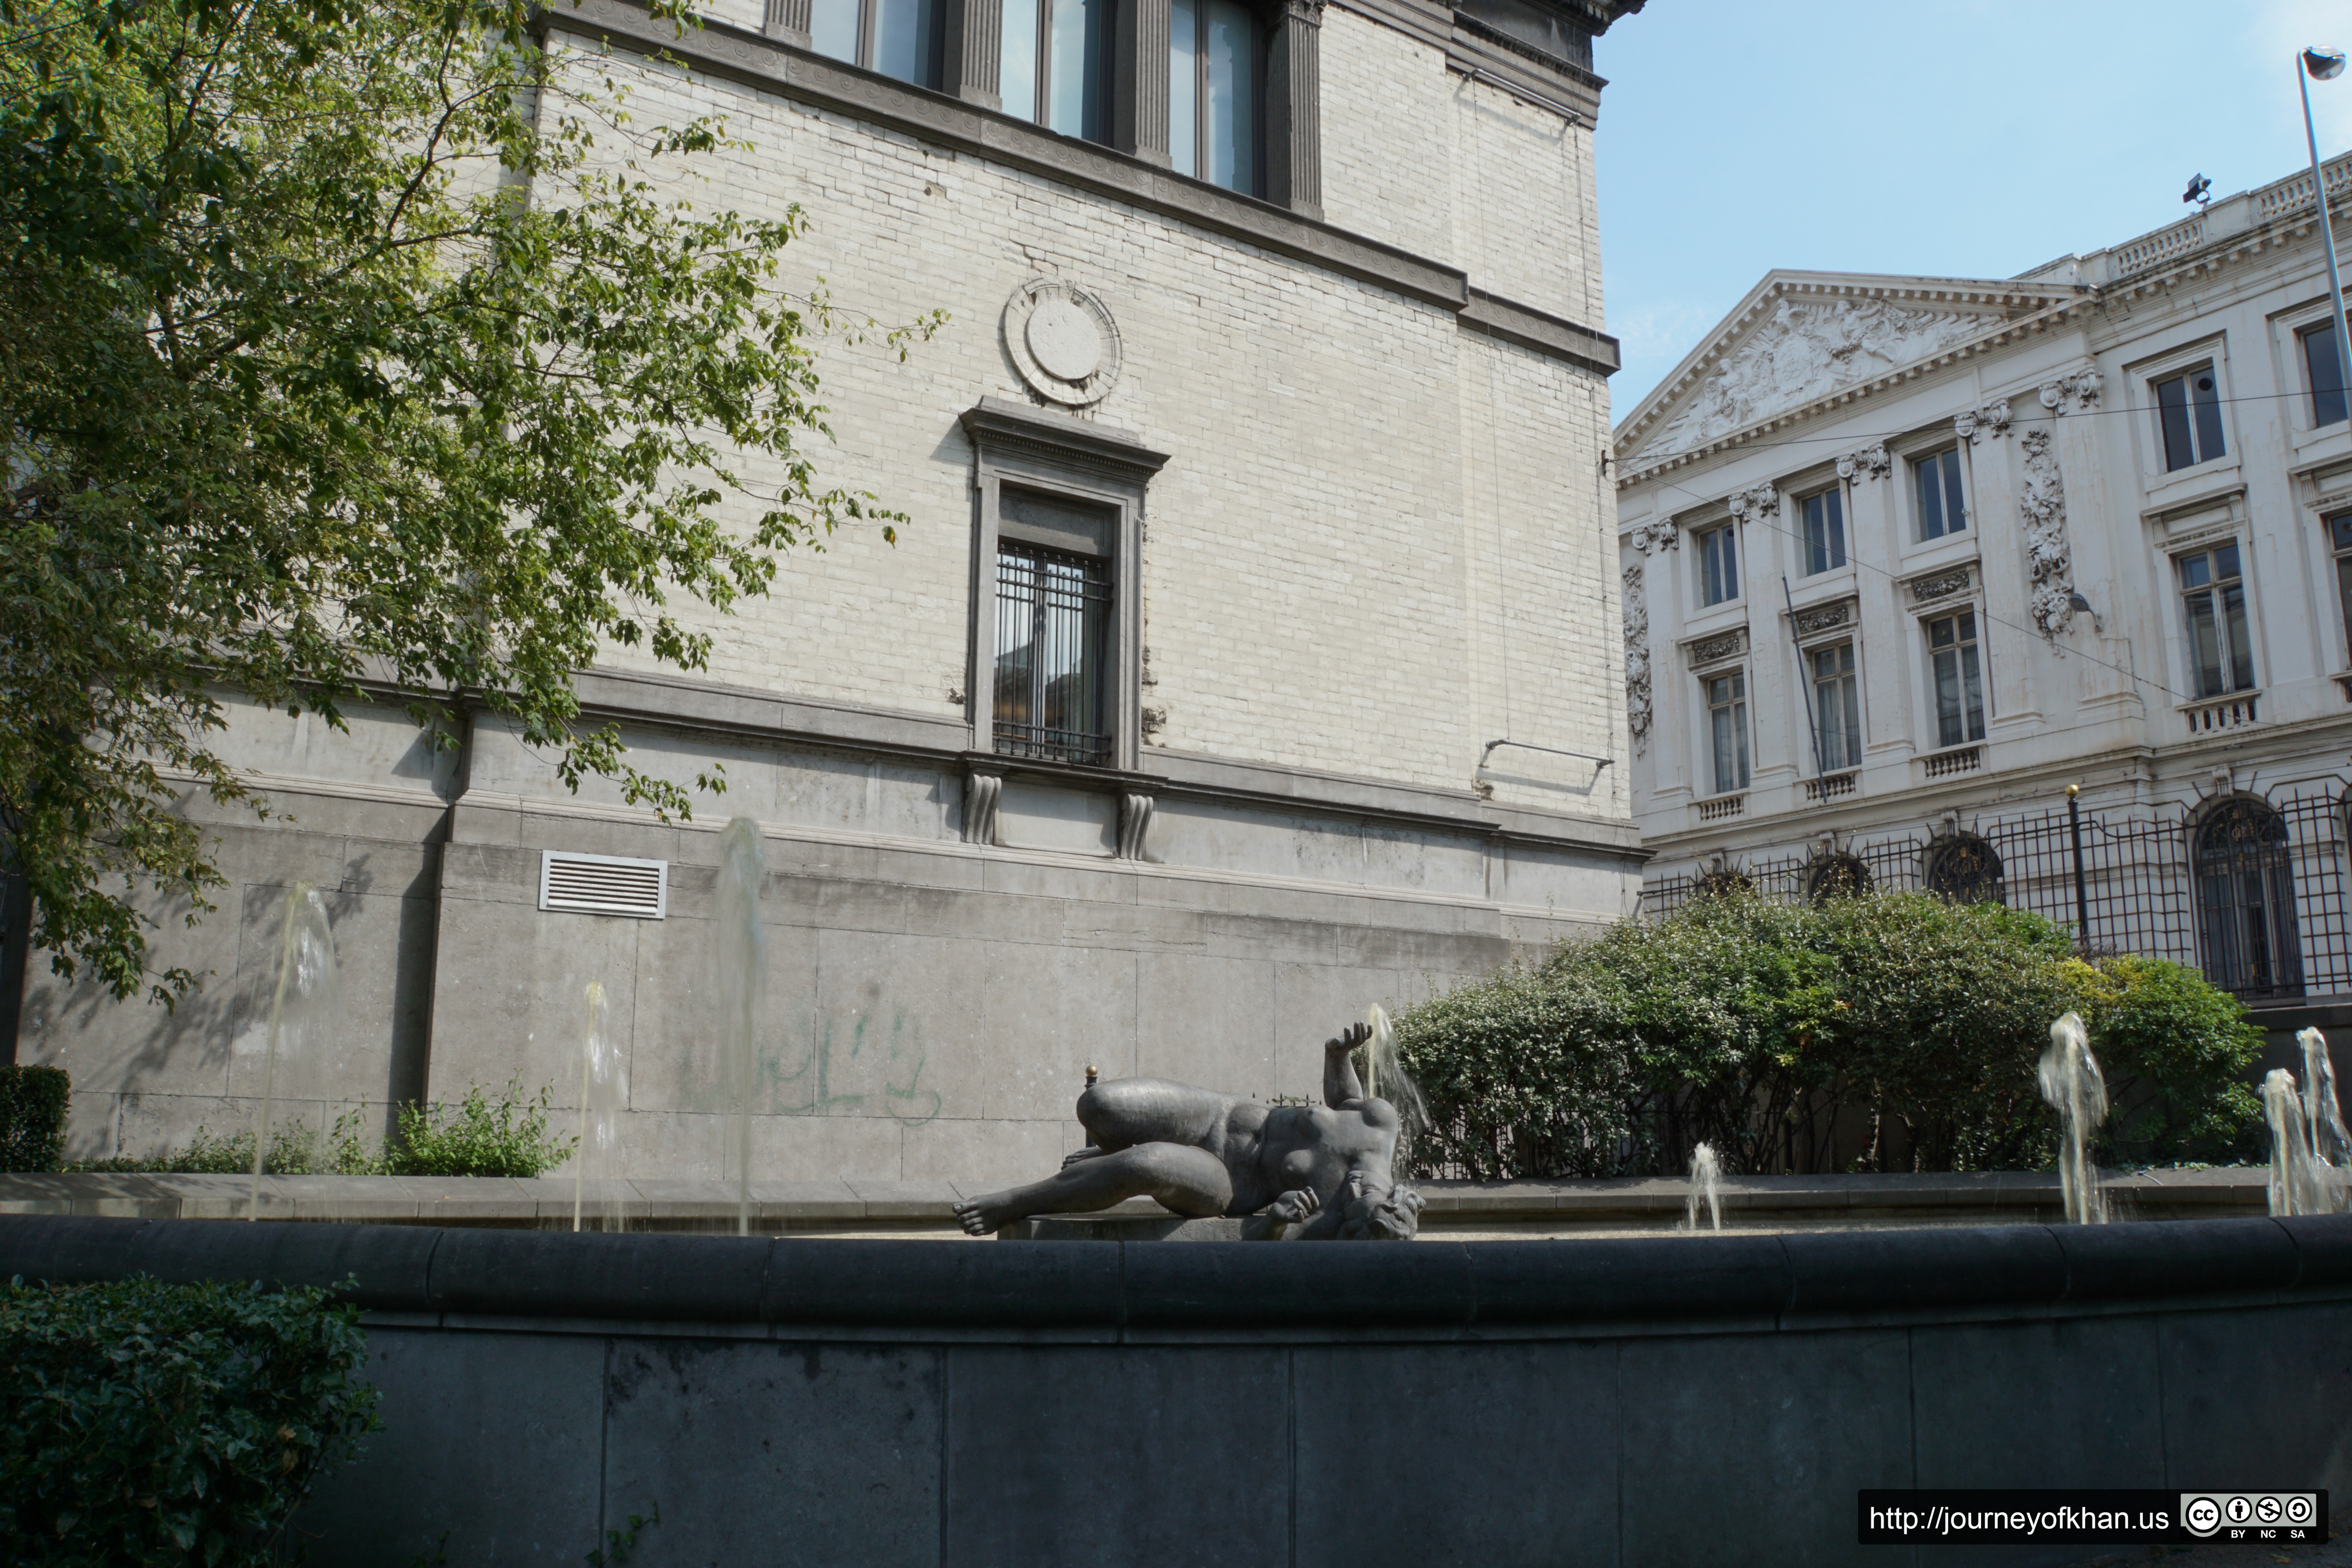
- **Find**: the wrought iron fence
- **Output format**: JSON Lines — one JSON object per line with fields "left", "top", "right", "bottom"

{"left": 1641, "top": 781, "right": 2352, "bottom": 1003}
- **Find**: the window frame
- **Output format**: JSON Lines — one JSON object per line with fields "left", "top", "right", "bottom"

{"left": 1908, "top": 445, "right": 1969, "bottom": 543}
{"left": 1923, "top": 606, "right": 1987, "bottom": 749}
{"left": 999, "top": 0, "right": 1116, "bottom": 140}
{"left": 2328, "top": 511, "right": 2352, "bottom": 672}
{"left": 960, "top": 400, "right": 1167, "bottom": 776}
{"left": 1169, "top": 0, "right": 1266, "bottom": 195}
{"left": 1696, "top": 523, "right": 1741, "bottom": 608}
{"left": 2299, "top": 318, "right": 2349, "bottom": 432}
{"left": 2151, "top": 362, "right": 2229, "bottom": 472}
{"left": 1796, "top": 483, "right": 1847, "bottom": 577}
{"left": 809, "top": 0, "right": 946, "bottom": 86}
{"left": 1704, "top": 667, "right": 1750, "bottom": 796}
{"left": 2174, "top": 539, "right": 2257, "bottom": 699}
{"left": 1808, "top": 638, "right": 1862, "bottom": 773}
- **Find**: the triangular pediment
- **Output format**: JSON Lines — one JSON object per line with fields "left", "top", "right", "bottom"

{"left": 1613, "top": 272, "right": 2079, "bottom": 470}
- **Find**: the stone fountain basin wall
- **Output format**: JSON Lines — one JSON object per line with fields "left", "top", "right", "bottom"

{"left": 3, "top": 1213, "right": 2348, "bottom": 1568}
{"left": 0, "top": 1166, "right": 2274, "bottom": 1236}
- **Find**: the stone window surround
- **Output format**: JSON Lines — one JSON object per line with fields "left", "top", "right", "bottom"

{"left": 2277, "top": 298, "right": 2349, "bottom": 436}
{"left": 2124, "top": 331, "right": 2233, "bottom": 485}
{"left": 960, "top": 397, "right": 1166, "bottom": 780}
{"left": 544, "top": 0, "right": 1619, "bottom": 377}
{"left": 1890, "top": 433, "right": 1974, "bottom": 552}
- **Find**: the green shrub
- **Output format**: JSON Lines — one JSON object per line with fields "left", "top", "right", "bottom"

{"left": 387, "top": 1080, "right": 570, "bottom": 1178}
{"left": 0, "top": 1064, "right": 71, "bottom": 1172}
{"left": 64, "top": 1085, "right": 573, "bottom": 1179}
{"left": 2071, "top": 955, "right": 2266, "bottom": 1165}
{"left": 0, "top": 1276, "right": 380, "bottom": 1565}
{"left": 1394, "top": 890, "right": 2262, "bottom": 1179}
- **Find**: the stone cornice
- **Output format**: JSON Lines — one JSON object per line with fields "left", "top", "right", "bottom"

{"left": 1614, "top": 288, "right": 2085, "bottom": 488}
{"left": 958, "top": 397, "right": 1172, "bottom": 483}
{"left": 1460, "top": 288, "right": 1619, "bottom": 374}
{"left": 535, "top": 0, "right": 1614, "bottom": 371}
{"left": 560, "top": 666, "right": 1643, "bottom": 853}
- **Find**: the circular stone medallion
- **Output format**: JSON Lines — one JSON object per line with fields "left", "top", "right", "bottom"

{"left": 1002, "top": 280, "right": 1123, "bottom": 407}
{"left": 1025, "top": 299, "right": 1102, "bottom": 381}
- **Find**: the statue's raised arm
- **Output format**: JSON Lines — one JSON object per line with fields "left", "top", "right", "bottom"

{"left": 950, "top": 1020, "right": 1423, "bottom": 1241}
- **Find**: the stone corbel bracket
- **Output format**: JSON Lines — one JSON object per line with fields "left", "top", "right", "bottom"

{"left": 2037, "top": 368, "right": 2103, "bottom": 415}
{"left": 962, "top": 766, "right": 1003, "bottom": 846}
{"left": 1836, "top": 443, "right": 1891, "bottom": 482}
{"left": 1954, "top": 402, "right": 2012, "bottom": 445}
{"left": 1117, "top": 791, "right": 1156, "bottom": 860}
{"left": 1727, "top": 484, "right": 1780, "bottom": 527}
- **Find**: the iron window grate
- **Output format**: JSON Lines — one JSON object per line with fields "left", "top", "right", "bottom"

{"left": 994, "top": 540, "right": 1111, "bottom": 766}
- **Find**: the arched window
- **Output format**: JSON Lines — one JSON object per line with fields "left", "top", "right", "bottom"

{"left": 1805, "top": 853, "right": 1871, "bottom": 906}
{"left": 2194, "top": 797, "right": 2302, "bottom": 1000}
{"left": 1693, "top": 867, "right": 1753, "bottom": 899}
{"left": 1925, "top": 833, "right": 2004, "bottom": 904}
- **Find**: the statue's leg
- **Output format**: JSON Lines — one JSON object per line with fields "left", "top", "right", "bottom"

{"left": 1075, "top": 1078, "right": 1232, "bottom": 1153}
{"left": 953, "top": 1142, "right": 1233, "bottom": 1236}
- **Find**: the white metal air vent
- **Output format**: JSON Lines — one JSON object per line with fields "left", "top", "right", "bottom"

{"left": 539, "top": 851, "right": 668, "bottom": 918}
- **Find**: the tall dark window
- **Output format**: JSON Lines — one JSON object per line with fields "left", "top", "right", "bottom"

{"left": 1000, "top": 0, "right": 1113, "bottom": 140}
{"left": 2154, "top": 367, "right": 2226, "bottom": 471}
{"left": 1811, "top": 641, "right": 1860, "bottom": 771}
{"left": 1912, "top": 447, "right": 1966, "bottom": 540}
{"left": 1927, "top": 610, "right": 1986, "bottom": 748}
{"left": 810, "top": 0, "right": 943, "bottom": 85}
{"left": 1170, "top": 0, "right": 1259, "bottom": 193}
{"left": 1925, "top": 833, "right": 2004, "bottom": 905}
{"left": 2303, "top": 321, "right": 2349, "bottom": 429}
{"left": 1800, "top": 487, "right": 1846, "bottom": 575}
{"left": 994, "top": 541, "right": 1111, "bottom": 763}
{"left": 2194, "top": 797, "right": 2302, "bottom": 1001}
{"left": 1699, "top": 524, "right": 1739, "bottom": 606}
{"left": 2330, "top": 513, "right": 2352, "bottom": 670}
{"left": 1706, "top": 670, "right": 1749, "bottom": 795}
{"left": 2177, "top": 542, "right": 2255, "bottom": 698}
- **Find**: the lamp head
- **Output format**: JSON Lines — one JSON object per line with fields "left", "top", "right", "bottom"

{"left": 2182, "top": 173, "right": 2212, "bottom": 206}
{"left": 2307, "top": 46, "right": 2347, "bottom": 80}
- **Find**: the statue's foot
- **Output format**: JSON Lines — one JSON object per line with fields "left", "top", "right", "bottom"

{"left": 953, "top": 1192, "right": 1024, "bottom": 1236}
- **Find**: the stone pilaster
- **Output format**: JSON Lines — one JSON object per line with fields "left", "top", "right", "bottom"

{"left": 944, "top": 0, "right": 1005, "bottom": 110}
{"left": 1265, "top": 0, "right": 1322, "bottom": 218}
{"left": 764, "top": 0, "right": 812, "bottom": 49}
{"left": 1114, "top": 0, "right": 1172, "bottom": 167}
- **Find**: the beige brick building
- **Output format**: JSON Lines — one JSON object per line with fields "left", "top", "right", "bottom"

{"left": 20, "top": 0, "right": 1648, "bottom": 1184}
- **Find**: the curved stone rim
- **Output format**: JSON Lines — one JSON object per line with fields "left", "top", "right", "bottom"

{"left": 1002, "top": 279, "right": 1123, "bottom": 408}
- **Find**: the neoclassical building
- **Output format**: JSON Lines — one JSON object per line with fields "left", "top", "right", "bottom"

{"left": 1615, "top": 153, "right": 2352, "bottom": 1023}
{"left": 18, "top": 0, "right": 1650, "bottom": 1181}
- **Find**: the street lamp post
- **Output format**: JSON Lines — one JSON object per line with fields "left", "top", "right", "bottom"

{"left": 2302, "top": 48, "right": 2352, "bottom": 410}
{"left": 2066, "top": 784, "right": 2092, "bottom": 956}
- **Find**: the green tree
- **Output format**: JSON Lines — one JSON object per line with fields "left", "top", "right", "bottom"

{"left": 0, "top": 0, "right": 935, "bottom": 1008}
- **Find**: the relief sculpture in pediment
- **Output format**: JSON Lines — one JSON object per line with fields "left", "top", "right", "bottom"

{"left": 1642, "top": 297, "right": 1990, "bottom": 459}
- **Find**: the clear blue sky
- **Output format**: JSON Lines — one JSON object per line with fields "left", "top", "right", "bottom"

{"left": 1593, "top": 0, "right": 2352, "bottom": 419}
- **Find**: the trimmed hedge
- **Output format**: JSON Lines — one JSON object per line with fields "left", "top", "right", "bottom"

{"left": 0, "top": 1064, "right": 70, "bottom": 1172}
{"left": 0, "top": 1276, "right": 379, "bottom": 1566}
{"left": 1395, "top": 891, "right": 2265, "bottom": 1180}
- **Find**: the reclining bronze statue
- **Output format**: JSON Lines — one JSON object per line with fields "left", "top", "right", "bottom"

{"left": 953, "top": 1021, "right": 1426, "bottom": 1240}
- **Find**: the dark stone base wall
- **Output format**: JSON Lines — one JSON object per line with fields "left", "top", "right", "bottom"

{"left": 6, "top": 1215, "right": 2350, "bottom": 1568}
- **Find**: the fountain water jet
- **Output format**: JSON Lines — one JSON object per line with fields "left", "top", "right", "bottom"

{"left": 572, "top": 982, "right": 626, "bottom": 1232}
{"left": 2265, "top": 1068, "right": 2331, "bottom": 1217}
{"left": 2299, "top": 1028, "right": 2351, "bottom": 1214}
{"left": 2036, "top": 1012, "right": 2108, "bottom": 1225}
{"left": 250, "top": 884, "right": 339, "bottom": 1220}
{"left": 714, "top": 818, "right": 766, "bottom": 1236}
{"left": 1684, "top": 1143, "right": 1722, "bottom": 1232}
{"left": 1359, "top": 1005, "right": 1426, "bottom": 1146}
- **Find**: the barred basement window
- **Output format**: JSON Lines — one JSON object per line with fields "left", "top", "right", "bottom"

{"left": 994, "top": 541, "right": 1112, "bottom": 764}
